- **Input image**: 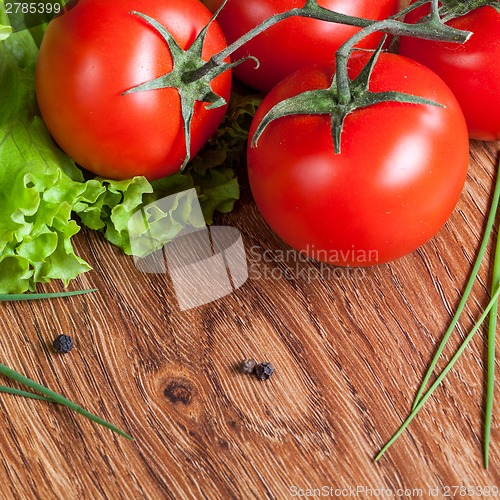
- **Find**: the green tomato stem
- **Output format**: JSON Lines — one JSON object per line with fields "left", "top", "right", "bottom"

{"left": 193, "top": 0, "right": 470, "bottom": 85}
{"left": 395, "top": 0, "right": 428, "bottom": 19}
{"left": 429, "top": 0, "right": 442, "bottom": 21}
{"left": 334, "top": 0, "right": 470, "bottom": 106}
{"left": 439, "top": 0, "right": 500, "bottom": 23}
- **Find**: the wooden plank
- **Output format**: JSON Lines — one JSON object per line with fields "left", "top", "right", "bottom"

{"left": 2, "top": 0, "right": 500, "bottom": 495}
{"left": 0, "top": 140, "right": 498, "bottom": 497}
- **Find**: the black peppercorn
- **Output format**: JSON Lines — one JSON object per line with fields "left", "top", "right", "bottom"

{"left": 52, "top": 334, "right": 74, "bottom": 354}
{"left": 241, "top": 358, "right": 257, "bottom": 374}
{"left": 254, "top": 362, "right": 274, "bottom": 381}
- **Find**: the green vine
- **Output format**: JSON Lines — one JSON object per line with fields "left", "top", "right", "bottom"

{"left": 250, "top": 0, "right": 471, "bottom": 153}
{"left": 438, "top": 0, "right": 500, "bottom": 22}
{"left": 124, "top": 0, "right": 470, "bottom": 167}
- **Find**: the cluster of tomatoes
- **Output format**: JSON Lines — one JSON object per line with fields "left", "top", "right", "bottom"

{"left": 35, "top": 0, "right": 500, "bottom": 266}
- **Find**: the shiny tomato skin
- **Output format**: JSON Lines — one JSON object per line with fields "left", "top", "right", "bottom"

{"left": 399, "top": 4, "right": 500, "bottom": 141}
{"left": 247, "top": 53, "right": 469, "bottom": 266}
{"left": 205, "top": 0, "right": 400, "bottom": 92}
{"left": 36, "top": 0, "right": 231, "bottom": 180}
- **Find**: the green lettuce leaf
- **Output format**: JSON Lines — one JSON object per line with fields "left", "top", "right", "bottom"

{"left": 3, "top": 0, "right": 68, "bottom": 33}
{"left": 0, "top": 1, "right": 12, "bottom": 42}
{"left": 76, "top": 176, "right": 154, "bottom": 255}
{"left": 189, "top": 90, "right": 261, "bottom": 223}
{"left": 0, "top": 4, "right": 250, "bottom": 292}
{"left": 76, "top": 90, "right": 260, "bottom": 255}
{"left": 0, "top": 24, "right": 98, "bottom": 293}
{"left": 0, "top": 23, "right": 11, "bottom": 42}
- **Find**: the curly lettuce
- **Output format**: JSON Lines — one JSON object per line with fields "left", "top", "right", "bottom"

{"left": 0, "top": 23, "right": 96, "bottom": 292}
{"left": 0, "top": 1, "right": 11, "bottom": 41}
{"left": 0, "top": 5, "right": 254, "bottom": 293}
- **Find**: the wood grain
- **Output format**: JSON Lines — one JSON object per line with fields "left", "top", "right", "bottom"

{"left": 0, "top": 140, "right": 499, "bottom": 498}
{"left": 2, "top": 0, "right": 500, "bottom": 495}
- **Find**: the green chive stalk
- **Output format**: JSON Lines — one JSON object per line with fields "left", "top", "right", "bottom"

{"left": 378, "top": 161, "right": 500, "bottom": 464}
{"left": 377, "top": 282, "right": 500, "bottom": 460}
{"left": 412, "top": 169, "right": 500, "bottom": 409}
{"left": 0, "top": 289, "right": 97, "bottom": 301}
{"left": 0, "top": 362, "right": 133, "bottom": 440}
{"left": 484, "top": 216, "right": 500, "bottom": 468}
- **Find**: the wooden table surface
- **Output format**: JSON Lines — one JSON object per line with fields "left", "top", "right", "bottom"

{"left": 0, "top": 137, "right": 499, "bottom": 498}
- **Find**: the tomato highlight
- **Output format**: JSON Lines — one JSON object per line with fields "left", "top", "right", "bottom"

{"left": 247, "top": 53, "right": 470, "bottom": 266}
{"left": 399, "top": 3, "right": 500, "bottom": 141}
{"left": 36, "top": 0, "right": 232, "bottom": 180}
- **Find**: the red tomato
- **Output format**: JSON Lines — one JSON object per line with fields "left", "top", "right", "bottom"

{"left": 206, "top": 0, "right": 400, "bottom": 92}
{"left": 36, "top": 0, "right": 231, "bottom": 180}
{"left": 399, "top": 4, "right": 500, "bottom": 141}
{"left": 247, "top": 53, "right": 470, "bottom": 266}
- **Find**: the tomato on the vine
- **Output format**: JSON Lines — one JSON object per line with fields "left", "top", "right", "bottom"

{"left": 247, "top": 53, "right": 470, "bottom": 266}
{"left": 36, "top": 0, "right": 231, "bottom": 180}
{"left": 399, "top": 3, "right": 500, "bottom": 141}
{"left": 203, "top": 0, "right": 400, "bottom": 92}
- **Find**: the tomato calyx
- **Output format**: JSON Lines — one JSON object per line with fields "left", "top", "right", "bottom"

{"left": 122, "top": 0, "right": 471, "bottom": 168}
{"left": 251, "top": 0, "right": 473, "bottom": 154}
{"left": 251, "top": 42, "right": 443, "bottom": 154}
{"left": 122, "top": 7, "right": 255, "bottom": 171}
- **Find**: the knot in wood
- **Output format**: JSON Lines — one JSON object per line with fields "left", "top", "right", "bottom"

{"left": 164, "top": 379, "right": 194, "bottom": 405}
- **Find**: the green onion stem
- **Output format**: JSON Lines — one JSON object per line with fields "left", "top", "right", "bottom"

{"left": 412, "top": 167, "right": 500, "bottom": 409}
{"left": 376, "top": 282, "right": 500, "bottom": 461}
{"left": 0, "top": 289, "right": 98, "bottom": 301}
{"left": 0, "top": 385, "right": 53, "bottom": 402}
{"left": 0, "top": 363, "right": 133, "bottom": 440}
{"left": 484, "top": 217, "right": 500, "bottom": 468}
